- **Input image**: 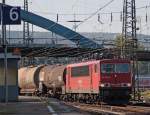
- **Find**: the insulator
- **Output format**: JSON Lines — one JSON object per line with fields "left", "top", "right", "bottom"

{"left": 57, "top": 14, "right": 59, "bottom": 22}
{"left": 111, "top": 12, "right": 113, "bottom": 22}
{"left": 146, "top": 13, "right": 148, "bottom": 23}
{"left": 98, "top": 14, "right": 100, "bottom": 22}
{"left": 146, "top": 6, "right": 148, "bottom": 23}
{"left": 120, "top": 11, "right": 122, "bottom": 22}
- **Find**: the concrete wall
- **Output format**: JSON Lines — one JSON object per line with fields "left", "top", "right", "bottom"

{"left": 0, "top": 54, "right": 20, "bottom": 102}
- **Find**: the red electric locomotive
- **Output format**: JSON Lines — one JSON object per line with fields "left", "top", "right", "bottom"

{"left": 65, "top": 59, "right": 132, "bottom": 102}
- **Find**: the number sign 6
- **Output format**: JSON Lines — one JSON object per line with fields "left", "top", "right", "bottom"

{"left": 1, "top": 5, "right": 21, "bottom": 25}
{"left": 10, "top": 7, "right": 19, "bottom": 21}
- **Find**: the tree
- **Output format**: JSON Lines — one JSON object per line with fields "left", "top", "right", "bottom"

{"left": 114, "top": 34, "right": 144, "bottom": 58}
{"left": 114, "top": 34, "right": 149, "bottom": 75}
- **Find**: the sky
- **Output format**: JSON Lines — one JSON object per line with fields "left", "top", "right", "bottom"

{"left": 1, "top": 0, "right": 150, "bottom": 35}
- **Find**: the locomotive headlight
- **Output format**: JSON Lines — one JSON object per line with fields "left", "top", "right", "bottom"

{"left": 100, "top": 84, "right": 105, "bottom": 87}
{"left": 127, "top": 83, "right": 131, "bottom": 87}
{"left": 121, "top": 83, "right": 131, "bottom": 87}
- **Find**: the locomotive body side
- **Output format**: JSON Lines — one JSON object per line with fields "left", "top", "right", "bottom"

{"left": 66, "top": 61, "right": 100, "bottom": 94}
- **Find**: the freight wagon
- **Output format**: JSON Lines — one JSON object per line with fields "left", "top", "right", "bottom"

{"left": 136, "top": 76, "right": 150, "bottom": 90}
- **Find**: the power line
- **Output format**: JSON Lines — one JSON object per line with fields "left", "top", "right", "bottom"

{"left": 28, "top": 0, "right": 115, "bottom": 17}
{"left": 29, "top": 4, "right": 150, "bottom": 16}
{"left": 76, "top": 0, "right": 115, "bottom": 28}
{"left": 72, "top": 0, "right": 79, "bottom": 11}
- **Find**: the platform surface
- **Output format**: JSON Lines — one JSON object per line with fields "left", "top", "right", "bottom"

{"left": 0, "top": 96, "right": 90, "bottom": 115}
{"left": 46, "top": 98, "right": 90, "bottom": 115}
{"left": 0, "top": 96, "right": 49, "bottom": 115}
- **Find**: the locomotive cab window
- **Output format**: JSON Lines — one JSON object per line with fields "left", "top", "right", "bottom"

{"left": 101, "top": 63, "right": 130, "bottom": 74}
{"left": 71, "top": 65, "right": 89, "bottom": 77}
{"left": 101, "top": 64, "right": 115, "bottom": 74}
{"left": 115, "top": 64, "right": 130, "bottom": 73}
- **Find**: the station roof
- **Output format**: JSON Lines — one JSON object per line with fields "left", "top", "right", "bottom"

{"left": 1, "top": 45, "right": 150, "bottom": 61}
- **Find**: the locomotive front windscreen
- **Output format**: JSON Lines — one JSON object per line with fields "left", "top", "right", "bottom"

{"left": 101, "top": 63, "right": 130, "bottom": 73}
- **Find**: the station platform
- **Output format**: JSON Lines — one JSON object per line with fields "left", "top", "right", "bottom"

{"left": 0, "top": 96, "right": 90, "bottom": 115}
{"left": 0, "top": 96, "right": 50, "bottom": 115}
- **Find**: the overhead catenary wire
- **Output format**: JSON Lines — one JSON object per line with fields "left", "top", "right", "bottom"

{"left": 76, "top": 0, "right": 115, "bottom": 27}
{"left": 30, "top": 4, "right": 150, "bottom": 16}
{"left": 52, "top": 0, "right": 115, "bottom": 48}
{"left": 29, "top": 2, "right": 150, "bottom": 32}
{"left": 72, "top": 0, "right": 79, "bottom": 11}
{"left": 21, "top": 0, "right": 150, "bottom": 49}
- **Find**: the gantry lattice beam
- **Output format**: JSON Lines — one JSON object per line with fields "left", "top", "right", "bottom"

{"left": 122, "top": 0, "right": 137, "bottom": 57}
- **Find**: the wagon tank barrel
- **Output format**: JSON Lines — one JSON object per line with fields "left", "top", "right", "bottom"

{"left": 43, "top": 65, "right": 66, "bottom": 88}
{"left": 18, "top": 65, "right": 66, "bottom": 94}
{"left": 18, "top": 65, "right": 45, "bottom": 94}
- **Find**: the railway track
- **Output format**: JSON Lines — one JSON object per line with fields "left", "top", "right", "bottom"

{"left": 39, "top": 96, "right": 150, "bottom": 115}
{"left": 64, "top": 101, "right": 150, "bottom": 115}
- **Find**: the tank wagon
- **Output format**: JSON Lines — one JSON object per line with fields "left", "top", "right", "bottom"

{"left": 39, "top": 65, "right": 66, "bottom": 96}
{"left": 18, "top": 65, "right": 44, "bottom": 94}
{"left": 18, "top": 65, "right": 66, "bottom": 96}
{"left": 18, "top": 59, "right": 132, "bottom": 103}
